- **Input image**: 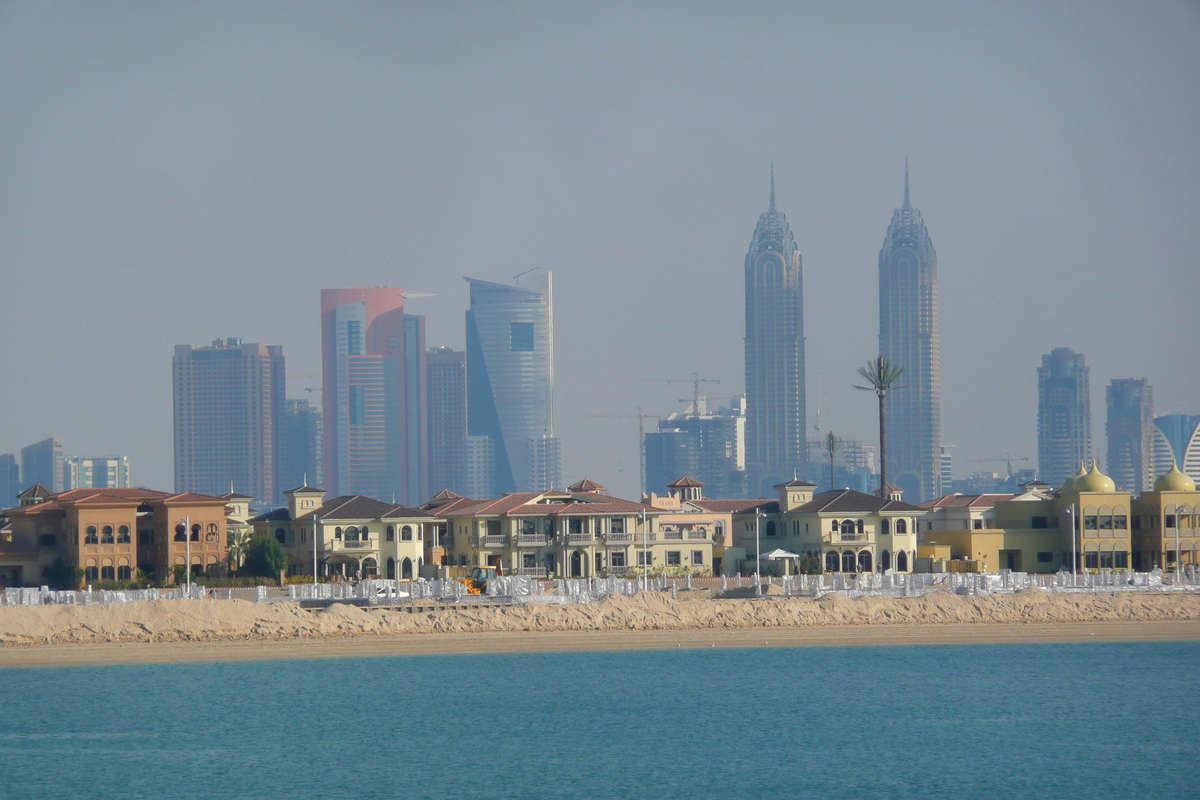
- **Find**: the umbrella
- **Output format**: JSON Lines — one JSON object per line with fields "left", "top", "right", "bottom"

{"left": 759, "top": 548, "right": 801, "bottom": 576}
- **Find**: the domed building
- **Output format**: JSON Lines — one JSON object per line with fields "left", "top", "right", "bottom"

{"left": 1131, "top": 462, "right": 1199, "bottom": 572}
{"left": 1056, "top": 461, "right": 1131, "bottom": 571}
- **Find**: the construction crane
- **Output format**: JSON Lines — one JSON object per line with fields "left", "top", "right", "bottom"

{"left": 970, "top": 453, "right": 1030, "bottom": 479}
{"left": 579, "top": 408, "right": 661, "bottom": 498}
{"left": 512, "top": 267, "right": 539, "bottom": 284}
{"left": 641, "top": 373, "right": 721, "bottom": 417}
{"left": 288, "top": 373, "right": 322, "bottom": 394}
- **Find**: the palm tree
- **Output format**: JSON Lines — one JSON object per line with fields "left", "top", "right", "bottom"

{"left": 824, "top": 431, "right": 840, "bottom": 492}
{"left": 227, "top": 528, "right": 252, "bottom": 571}
{"left": 853, "top": 356, "right": 906, "bottom": 497}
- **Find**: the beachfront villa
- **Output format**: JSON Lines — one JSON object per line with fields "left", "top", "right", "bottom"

{"left": 250, "top": 485, "right": 433, "bottom": 580}
{"left": 1131, "top": 463, "right": 1198, "bottom": 571}
{"left": 0, "top": 485, "right": 232, "bottom": 587}
{"left": 423, "top": 479, "right": 690, "bottom": 578}
{"left": 726, "top": 479, "right": 926, "bottom": 574}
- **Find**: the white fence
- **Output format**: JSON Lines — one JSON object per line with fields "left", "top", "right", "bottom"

{"left": 0, "top": 583, "right": 212, "bottom": 607}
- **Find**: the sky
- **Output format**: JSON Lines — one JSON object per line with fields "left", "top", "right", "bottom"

{"left": 1, "top": 1, "right": 1198, "bottom": 502}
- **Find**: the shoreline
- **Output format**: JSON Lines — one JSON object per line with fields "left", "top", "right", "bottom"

{"left": 2, "top": 619, "right": 1198, "bottom": 668}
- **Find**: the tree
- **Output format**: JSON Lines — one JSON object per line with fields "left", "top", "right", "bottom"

{"left": 243, "top": 535, "right": 287, "bottom": 578}
{"left": 43, "top": 557, "right": 84, "bottom": 590}
{"left": 227, "top": 528, "right": 252, "bottom": 570}
{"left": 824, "top": 431, "right": 840, "bottom": 492}
{"left": 853, "top": 356, "right": 906, "bottom": 498}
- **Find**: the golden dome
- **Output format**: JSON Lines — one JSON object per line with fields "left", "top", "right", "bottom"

{"left": 1075, "top": 462, "right": 1116, "bottom": 493}
{"left": 1154, "top": 463, "right": 1196, "bottom": 493}
{"left": 1062, "top": 462, "right": 1087, "bottom": 493}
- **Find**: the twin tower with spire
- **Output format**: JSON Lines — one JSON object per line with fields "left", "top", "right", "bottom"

{"left": 743, "top": 163, "right": 941, "bottom": 502}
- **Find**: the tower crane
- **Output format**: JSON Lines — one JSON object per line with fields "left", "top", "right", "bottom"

{"left": 579, "top": 408, "right": 661, "bottom": 497}
{"left": 970, "top": 453, "right": 1030, "bottom": 479}
{"left": 641, "top": 373, "right": 721, "bottom": 416}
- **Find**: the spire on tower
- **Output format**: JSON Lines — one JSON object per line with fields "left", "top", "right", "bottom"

{"left": 903, "top": 158, "right": 910, "bottom": 208}
{"left": 769, "top": 162, "right": 776, "bottom": 212}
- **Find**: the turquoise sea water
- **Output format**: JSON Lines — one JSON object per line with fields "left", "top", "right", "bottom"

{"left": 0, "top": 641, "right": 1196, "bottom": 800}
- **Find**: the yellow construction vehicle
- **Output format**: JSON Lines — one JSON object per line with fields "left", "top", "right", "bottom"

{"left": 461, "top": 561, "right": 503, "bottom": 594}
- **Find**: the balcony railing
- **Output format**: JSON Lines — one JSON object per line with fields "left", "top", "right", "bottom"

{"left": 515, "top": 567, "right": 548, "bottom": 578}
{"left": 566, "top": 533, "right": 595, "bottom": 545}
{"left": 824, "top": 533, "right": 870, "bottom": 543}
{"left": 339, "top": 540, "right": 374, "bottom": 549}
{"left": 605, "top": 533, "right": 634, "bottom": 544}
{"left": 482, "top": 534, "right": 508, "bottom": 547}
{"left": 516, "top": 534, "right": 551, "bottom": 546}
{"left": 686, "top": 531, "right": 708, "bottom": 540}
{"left": 662, "top": 531, "right": 684, "bottom": 541}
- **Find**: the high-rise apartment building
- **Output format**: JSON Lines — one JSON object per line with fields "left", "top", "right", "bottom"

{"left": 321, "top": 288, "right": 426, "bottom": 505}
{"left": 427, "top": 347, "right": 467, "bottom": 496}
{"left": 0, "top": 453, "right": 20, "bottom": 506}
{"left": 1152, "top": 413, "right": 1200, "bottom": 483}
{"left": 64, "top": 456, "right": 131, "bottom": 490}
{"left": 879, "top": 166, "right": 941, "bottom": 502}
{"left": 173, "top": 337, "right": 285, "bottom": 506}
{"left": 1106, "top": 378, "right": 1154, "bottom": 492}
{"left": 465, "top": 272, "right": 558, "bottom": 494}
{"left": 744, "top": 170, "right": 806, "bottom": 494}
{"left": 1037, "top": 347, "right": 1092, "bottom": 488}
{"left": 21, "top": 437, "right": 64, "bottom": 493}
{"left": 645, "top": 398, "right": 747, "bottom": 499}
{"left": 279, "top": 398, "right": 323, "bottom": 495}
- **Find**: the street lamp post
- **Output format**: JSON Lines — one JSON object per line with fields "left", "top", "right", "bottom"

{"left": 640, "top": 508, "right": 648, "bottom": 590}
{"left": 1066, "top": 504, "right": 1076, "bottom": 586}
{"left": 754, "top": 507, "right": 762, "bottom": 597}
{"left": 184, "top": 515, "right": 191, "bottom": 594}
{"left": 313, "top": 515, "right": 320, "bottom": 586}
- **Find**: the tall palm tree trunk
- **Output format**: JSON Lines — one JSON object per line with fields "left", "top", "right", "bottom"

{"left": 878, "top": 390, "right": 887, "bottom": 497}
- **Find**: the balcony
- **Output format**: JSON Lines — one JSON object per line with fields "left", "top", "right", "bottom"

{"left": 566, "top": 533, "right": 595, "bottom": 545}
{"left": 662, "top": 531, "right": 684, "bottom": 541}
{"left": 605, "top": 533, "right": 634, "bottom": 544}
{"left": 824, "top": 533, "right": 870, "bottom": 544}
{"left": 686, "top": 531, "right": 708, "bottom": 540}
{"left": 340, "top": 540, "right": 374, "bottom": 549}
{"left": 516, "top": 534, "right": 551, "bottom": 547}
{"left": 482, "top": 534, "right": 508, "bottom": 547}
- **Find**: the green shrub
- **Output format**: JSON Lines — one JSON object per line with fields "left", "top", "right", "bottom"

{"left": 43, "top": 558, "right": 84, "bottom": 591}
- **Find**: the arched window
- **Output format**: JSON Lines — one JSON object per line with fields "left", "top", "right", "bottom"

{"left": 831, "top": 519, "right": 839, "bottom": 532}
{"left": 362, "top": 557, "right": 378, "bottom": 577}
{"left": 190, "top": 524, "right": 201, "bottom": 541}
{"left": 840, "top": 520, "right": 855, "bottom": 535}
{"left": 345, "top": 526, "right": 360, "bottom": 542}
{"left": 174, "top": 524, "right": 186, "bottom": 542}
{"left": 881, "top": 519, "right": 890, "bottom": 535}
{"left": 117, "top": 565, "right": 132, "bottom": 581}
{"left": 101, "top": 526, "right": 114, "bottom": 544}
{"left": 895, "top": 519, "right": 908, "bottom": 534}
{"left": 101, "top": 566, "right": 115, "bottom": 581}
{"left": 765, "top": 521, "right": 776, "bottom": 537}
{"left": 85, "top": 526, "right": 99, "bottom": 544}
{"left": 858, "top": 550, "right": 872, "bottom": 572}
{"left": 459, "top": 554, "right": 468, "bottom": 566}
{"left": 117, "top": 525, "right": 131, "bottom": 544}
{"left": 825, "top": 551, "right": 839, "bottom": 572}
{"left": 274, "top": 527, "right": 286, "bottom": 545}
{"left": 401, "top": 557, "right": 413, "bottom": 579}
{"left": 880, "top": 549, "right": 891, "bottom": 570}
{"left": 335, "top": 527, "right": 343, "bottom": 540}
{"left": 386, "top": 526, "right": 395, "bottom": 542}
{"left": 401, "top": 525, "right": 413, "bottom": 541}
{"left": 386, "top": 557, "right": 396, "bottom": 579}
{"left": 842, "top": 550, "right": 856, "bottom": 573}
{"left": 896, "top": 550, "right": 908, "bottom": 572}
{"left": 856, "top": 519, "right": 864, "bottom": 534}
{"left": 206, "top": 524, "right": 219, "bottom": 542}
{"left": 85, "top": 566, "right": 99, "bottom": 582}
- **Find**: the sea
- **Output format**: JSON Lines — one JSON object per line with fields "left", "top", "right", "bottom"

{"left": 0, "top": 641, "right": 1196, "bottom": 800}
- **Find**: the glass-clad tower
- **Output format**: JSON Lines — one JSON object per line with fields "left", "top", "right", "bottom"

{"left": 879, "top": 165, "right": 941, "bottom": 502}
{"left": 465, "top": 272, "right": 559, "bottom": 494}
{"left": 1037, "top": 347, "right": 1091, "bottom": 488}
{"left": 744, "top": 169, "right": 806, "bottom": 495}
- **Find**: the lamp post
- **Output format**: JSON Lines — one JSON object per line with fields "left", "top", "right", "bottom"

{"left": 640, "top": 508, "right": 648, "bottom": 589}
{"left": 1066, "top": 504, "right": 1076, "bottom": 585}
{"left": 313, "top": 515, "right": 320, "bottom": 586}
{"left": 183, "top": 515, "right": 191, "bottom": 594}
{"left": 754, "top": 507, "right": 763, "bottom": 597}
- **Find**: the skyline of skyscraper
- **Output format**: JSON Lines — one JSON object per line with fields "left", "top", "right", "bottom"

{"left": 320, "top": 288, "right": 427, "bottom": 505}
{"left": 465, "top": 272, "right": 559, "bottom": 494}
{"left": 20, "top": 437, "right": 64, "bottom": 493}
{"left": 64, "top": 455, "right": 131, "bottom": 490}
{"left": 1106, "top": 378, "right": 1154, "bottom": 493}
{"left": 279, "top": 398, "right": 323, "bottom": 495}
{"left": 1152, "top": 413, "right": 1200, "bottom": 483}
{"left": 1037, "top": 346, "right": 1092, "bottom": 488}
{"left": 644, "top": 398, "right": 747, "bottom": 499}
{"left": 879, "top": 165, "right": 941, "bottom": 502}
{"left": 172, "top": 337, "right": 285, "bottom": 505}
{"left": 0, "top": 453, "right": 20, "bottom": 505}
{"left": 744, "top": 168, "right": 806, "bottom": 495}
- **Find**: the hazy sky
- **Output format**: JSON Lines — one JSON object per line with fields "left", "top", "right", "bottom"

{"left": 2, "top": 1, "right": 1198, "bottom": 501}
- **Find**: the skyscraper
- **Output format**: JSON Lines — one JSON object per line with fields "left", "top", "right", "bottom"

{"left": 21, "top": 437, "right": 65, "bottom": 493}
{"left": 64, "top": 456, "right": 131, "bottom": 489}
{"left": 1152, "top": 413, "right": 1200, "bottom": 482}
{"left": 321, "top": 288, "right": 427, "bottom": 505}
{"left": 644, "top": 399, "right": 747, "bottom": 499}
{"left": 1106, "top": 378, "right": 1154, "bottom": 492}
{"left": 279, "top": 398, "right": 323, "bottom": 494}
{"left": 879, "top": 165, "right": 941, "bottom": 502}
{"left": 0, "top": 453, "right": 20, "bottom": 506}
{"left": 465, "top": 272, "right": 558, "bottom": 494}
{"left": 427, "top": 346, "right": 467, "bottom": 496}
{"left": 1037, "top": 347, "right": 1092, "bottom": 488}
{"left": 744, "top": 169, "right": 806, "bottom": 494}
{"left": 173, "top": 338, "right": 285, "bottom": 505}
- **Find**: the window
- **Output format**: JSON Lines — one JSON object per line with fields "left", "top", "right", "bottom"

{"left": 117, "top": 565, "right": 131, "bottom": 581}
{"left": 139, "top": 530, "right": 153, "bottom": 545}
{"left": 85, "top": 566, "right": 99, "bottom": 582}
{"left": 840, "top": 520, "right": 854, "bottom": 535}
{"left": 38, "top": 533, "right": 55, "bottom": 547}
{"left": 1084, "top": 552, "right": 1099, "bottom": 569}
{"left": 1037, "top": 552, "right": 1053, "bottom": 563}
{"left": 1114, "top": 515, "right": 1127, "bottom": 530}
{"left": 595, "top": 552, "right": 604, "bottom": 571}
{"left": 895, "top": 519, "right": 908, "bottom": 534}
{"left": 881, "top": 519, "right": 890, "bottom": 535}
{"left": 275, "top": 528, "right": 286, "bottom": 545}
{"left": 1114, "top": 551, "right": 1128, "bottom": 569}
{"left": 973, "top": 519, "right": 983, "bottom": 530}
{"left": 766, "top": 521, "right": 776, "bottom": 537}
{"left": 387, "top": 526, "right": 395, "bottom": 542}
{"left": 349, "top": 386, "right": 365, "bottom": 425}
{"left": 856, "top": 520, "right": 864, "bottom": 534}
{"left": 300, "top": 529, "right": 307, "bottom": 544}
{"left": 638, "top": 551, "right": 653, "bottom": 566}
{"left": 523, "top": 553, "right": 536, "bottom": 569}
{"left": 206, "top": 524, "right": 218, "bottom": 542}
{"left": 117, "top": 525, "right": 131, "bottom": 544}
{"left": 101, "top": 526, "right": 115, "bottom": 544}
{"left": 1084, "top": 516, "right": 1098, "bottom": 530}
{"left": 1099, "top": 515, "right": 1113, "bottom": 530}
{"left": 510, "top": 322, "right": 535, "bottom": 351}
{"left": 610, "top": 551, "right": 625, "bottom": 568}
{"left": 335, "top": 527, "right": 343, "bottom": 540}
{"left": 190, "top": 524, "right": 200, "bottom": 542}
{"left": 1099, "top": 550, "right": 1114, "bottom": 569}
{"left": 401, "top": 525, "right": 413, "bottom": 541}
{"left": 85, "top": 526, "right": 99, "bottom": 544}
{"left": 666, "top": 551, "right": 681, "bottom": 565}
{"left": 831, "top": 519, "right": 839, "bottom": 532}
{"left": 174, "top": 525, "right": 187, "bottom": 542}
{"left": 568, "top": 518, "right": 583, "bottom": 534}
{"left": 610, "top": 517, "right": 625, "bottom": 534}
{"left": 101, "top": 566, "right": 115, "bottom": 581}
{"left": 1031, "top": 516, "right": 1048, "bottom": 529}
{"left": 692, "top": 550, "right": 704, "bottom": 565}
